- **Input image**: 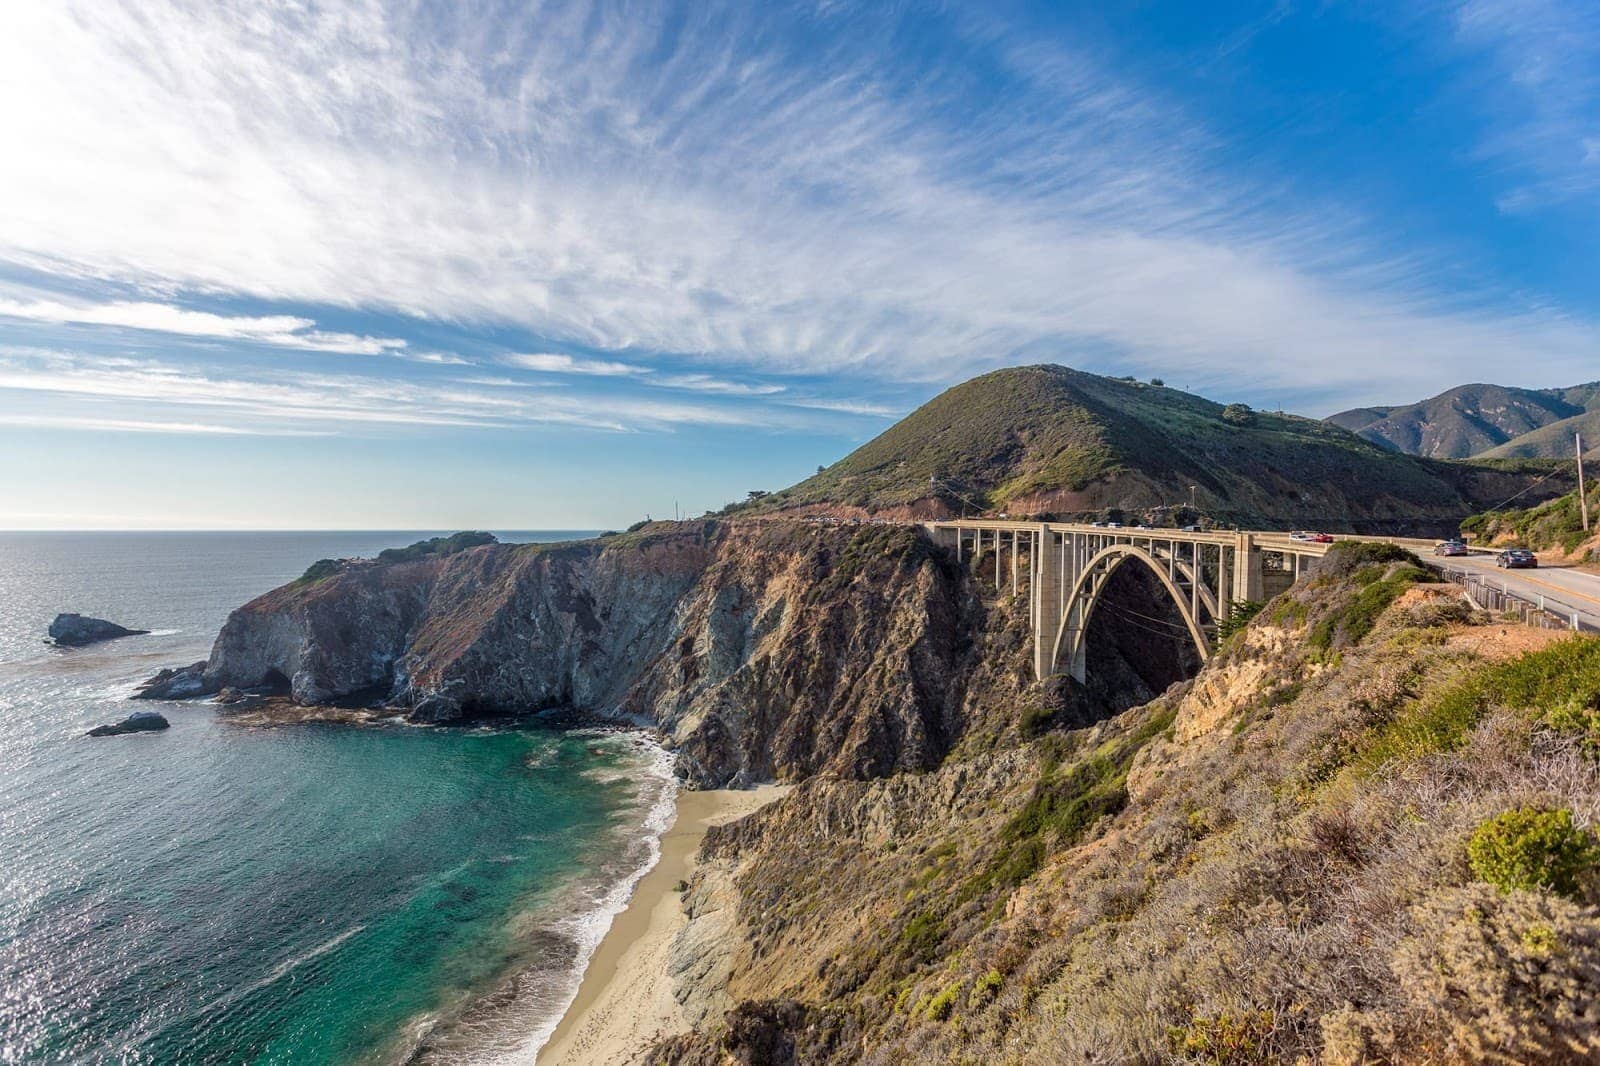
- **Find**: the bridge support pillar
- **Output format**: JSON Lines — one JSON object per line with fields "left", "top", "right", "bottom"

{"left": 1232, "top": 533, "right": 1264, "bottom": 603}
{"left": 1032, "top": 525, "right": 1062, "bottom": 681}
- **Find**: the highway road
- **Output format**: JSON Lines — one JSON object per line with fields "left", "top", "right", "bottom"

{"left": 1440, "top": 554, "right": 1600, "bottom": 632}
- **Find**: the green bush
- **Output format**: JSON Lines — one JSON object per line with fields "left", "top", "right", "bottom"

{"left": 1364, "top": 637, "right": 1600, "bottom": 766}
{"left": 1019, "top": 704, "right": 1058, "bottom": 737}
{"left": 924, "top": 983, "right": 960, "bottom": 1021}
{"left": 298, "top": 558, "right": 340, "bottom": 583}
{"left": 377, "top": 531, "right": 497, "bottom": 565}
{"left": 1467, "top": 808, "right": 1600, "bottom": 900}
{"left": 1215, "top": 600, "right": 1263, "bottom": 646}
{"left": 969, "top": 969, "right": 1003, "bottom": 1008}
{"left": 900, "top": 910, "right": 945, "bottom": 964}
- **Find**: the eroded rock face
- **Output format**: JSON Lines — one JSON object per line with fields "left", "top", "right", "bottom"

{"left": 200, "top": 522, "right": 992, "bottom": 786}
{"left": 132, "top": 661, "right": 213, "bottom": 700}
{"left": 48, "top": 613, "right": 149, "bottom": 646}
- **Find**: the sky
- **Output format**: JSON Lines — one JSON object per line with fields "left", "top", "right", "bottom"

{"left": 3, "top": 1, "right": 1599, "bottom": 529}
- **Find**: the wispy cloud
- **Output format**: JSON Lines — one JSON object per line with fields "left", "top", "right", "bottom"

{"left": 502, "top": 352, "right": 648, "bottom": 376}
{"left": 0, "top": 0, "right": 1596, "bottom": 412}
{"left": 0, "top": 412, "right": 331, "bottom": 436}
{"left": 1452, "top": 0, "right": 1600, "bottom": 211}
{"left": 0, "top": 348, "right": 808, "bottom": 435}
{"left": 0, "top": 297, "right": 410, "bottom": 356}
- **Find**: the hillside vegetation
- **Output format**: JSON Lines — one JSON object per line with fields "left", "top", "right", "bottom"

{"left": 751, "top": 365, "right": 1568, "bottom": 532}
{"left": 1330, "top": 381, "right": 1600, "bottom": 459}
{"left": 656, "top": 543, "right": 1600, "bottom": 1064}
{"left": 1463, "top": 484, "right": 1600, "bottom": 561}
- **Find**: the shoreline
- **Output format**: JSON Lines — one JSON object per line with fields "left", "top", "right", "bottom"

{"left": 535, "top": 782, "right": 788, "bottom": 1065}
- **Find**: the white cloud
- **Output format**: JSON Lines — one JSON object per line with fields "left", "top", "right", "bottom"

{"left": 0, "top": 298, "right": 409, "bottom": 356}
{"left": 0, "top": 349, "right": 803, "bottom": 435}
{"left": 503, "top": 352, "right": 648, "bottom": 376}
{"left": 1453, "top": 0, "right": 1600, "bottom": 211}
{"left": 0, "top": 412, "right": 330, "bottom": 436}
{"left": 0, "top": 0, "right": 1596, "bottom": 411}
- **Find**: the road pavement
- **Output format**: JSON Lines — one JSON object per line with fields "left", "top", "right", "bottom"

{"left": 1440, "top": 553, "right": 1600, "bottom": 632}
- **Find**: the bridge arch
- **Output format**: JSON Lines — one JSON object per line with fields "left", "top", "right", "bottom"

{"left": 1050, "top": 543, "right": 1211, "bottom": 683}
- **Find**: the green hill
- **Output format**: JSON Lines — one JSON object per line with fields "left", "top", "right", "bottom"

{"left": 753, "top": 365, "right": 1570, "bottom": 533}
{"left": 1328, "top": 381, "right": 1600, "bottom": 458}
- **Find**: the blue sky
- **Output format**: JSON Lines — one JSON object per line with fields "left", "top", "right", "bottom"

{"left": 3, "top": 1, "right": 1599, "bottom": 529}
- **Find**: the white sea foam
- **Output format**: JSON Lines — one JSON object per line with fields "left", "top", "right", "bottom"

{"left": 408, "top": 731, "right": 680, "bottom": 1065}
{"left": 508, "top": 734, "right": 678, "bottom": 1064}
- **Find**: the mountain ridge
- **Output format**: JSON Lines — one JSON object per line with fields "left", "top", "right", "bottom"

{"left": 1328, "top": 380, "right": 1600, "bottom": 459}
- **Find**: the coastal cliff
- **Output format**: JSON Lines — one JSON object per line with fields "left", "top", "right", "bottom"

{"left": 201, "top": 522, "right": 1021, "bottom": 786}
{"left": 651, "top": 545, "right": 1600, "bottom": 1064}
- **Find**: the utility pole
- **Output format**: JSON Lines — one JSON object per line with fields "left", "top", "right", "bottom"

{"left": 1580, "top": 432, "right": 1591, "bottom": 533}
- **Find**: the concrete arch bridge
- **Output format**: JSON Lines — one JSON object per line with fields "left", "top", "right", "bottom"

{"left": 924, "top": 521, "right": 1432, "bottom": 683}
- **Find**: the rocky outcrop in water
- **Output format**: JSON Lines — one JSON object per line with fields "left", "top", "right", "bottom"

{"left": 87, "top": 711, "right": 169, "bottom": 737}
{"left": 49, "top": 613, "right": 149, "bottom": 646}
{"left": 132, "top": 662, "right": 214, "bottom": 700}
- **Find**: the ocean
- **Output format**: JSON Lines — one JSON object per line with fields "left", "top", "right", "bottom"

{"left": 0, "top": 531, "right": 676, "bottom": 1064}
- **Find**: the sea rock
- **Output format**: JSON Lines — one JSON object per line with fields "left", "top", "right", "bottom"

{"left": 48, "top": 613, "right": 150, "bottom": 647}
{"left": 87, "top": 711, "right": 169, "bottom": 737}
{"left": 132, "top": 661, "right": 215, "bottom": 700}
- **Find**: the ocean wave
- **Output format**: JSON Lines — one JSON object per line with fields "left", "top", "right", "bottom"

{"left": 398, "top": 734, "right": 680, "bottom": 1065}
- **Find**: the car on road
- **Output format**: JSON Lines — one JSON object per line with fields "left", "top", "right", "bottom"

{"left": 1434, "top": 540, "right": 1469, "bottom": 557}
{"left": 1496, "top": 548, "right": 1538, "bottom": 569}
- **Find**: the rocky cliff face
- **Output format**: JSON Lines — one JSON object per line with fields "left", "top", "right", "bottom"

{"left": 653, "top": 546, "right": 1600, "bottom": 1065}
{"left": 202, "top": 522, "right": 1017, "bottom": 786}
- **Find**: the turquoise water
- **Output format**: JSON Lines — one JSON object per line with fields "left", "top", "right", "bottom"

{"left": 0, "top": 532, "right": 672, "bottom": 1064}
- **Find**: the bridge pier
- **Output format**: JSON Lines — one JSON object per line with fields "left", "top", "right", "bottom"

{"left": 1032, "top": 525, "right": 1062, "bottom": 681}
{"left": 1232, "top": 532, "right": 1264, "bottom": 603}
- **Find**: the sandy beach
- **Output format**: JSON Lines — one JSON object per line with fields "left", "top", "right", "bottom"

{"left": 537, "top": 783, "right": 788, "bottom": 1065}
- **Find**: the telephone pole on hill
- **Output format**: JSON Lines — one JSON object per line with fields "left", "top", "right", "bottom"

{"left": 1580, "top": 432, "right": 1591, "bottom": 533}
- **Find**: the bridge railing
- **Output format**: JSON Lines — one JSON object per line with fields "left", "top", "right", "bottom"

{"left": 1437, "top": 566, "right": 1600, "bottom": 635}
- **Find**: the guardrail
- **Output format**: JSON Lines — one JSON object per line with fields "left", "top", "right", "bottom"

{"left": 1438, "top": 566, "right": 1600, "bottom": 634}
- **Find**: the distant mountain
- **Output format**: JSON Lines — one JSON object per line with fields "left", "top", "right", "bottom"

{"left": 752, "top": 365, "right": 1570, "bottom": 533}
{"left": 1477, "top": 408, "right": 1600, "bottom": 460}
{"left": 1327, "top": 381, "right": 1600, "bottom": 458}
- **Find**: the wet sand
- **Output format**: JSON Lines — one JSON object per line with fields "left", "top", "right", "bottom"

{"left": 537, "top": 783, "right": 787, "bottom": 1065}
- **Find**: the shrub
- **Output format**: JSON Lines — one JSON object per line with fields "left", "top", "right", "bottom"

{"left": 1215, "top": 600, "right": 1263, "bottom": 646}
{"left": 1391, "top": 885, "right": 1600, "bottom": 1061}
{"left": 1467, "top": 808, "right": 1600, "bottom": 900}
{"left": 1364, "top": 637, "right": 1600, "bottom": 766}
{"left": 969, "top": 969, "right": 1003, "bottom": 1008}
{"left": 1020, "top": 704, "right": 1058, "bottom": 737}
{"left": 900, "top": 910, "right": 945, "bottom": 964}
{"left": 298, "top": 558, "right": 340, "bottom": 583}
{"left": 924, "top": 982, "right": 960, "bottom": 1021}
{"left": 1167, "top": 1010, "right": 1276, "bottom": 1063}
{"left": 377, "top": 531, "right": 497, "bottom": 564}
